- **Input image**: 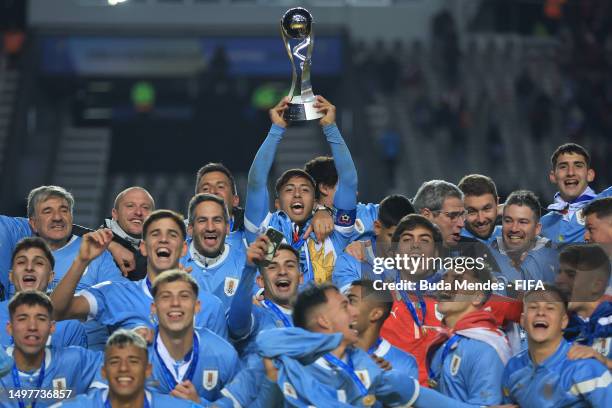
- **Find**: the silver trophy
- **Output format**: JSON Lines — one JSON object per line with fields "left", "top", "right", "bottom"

{"left": 280, "top": 7, "right": 324, "bottom": 122}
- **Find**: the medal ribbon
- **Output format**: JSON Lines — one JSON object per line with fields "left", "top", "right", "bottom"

{"left": 323, "top": 351, "right": 368, "bottom": 397}
{"left": 153, "top": 329, "right": 199, "bottom": 390}
{"left": 12, "top": 351, "right": 46, "bottom": 408}
{"left": 366, "top": 338, "right": 383, "bottom": 356}
{"left": 262, "top": 300, "right": 293, "bottom": 328}
{"left": 427, "top": 334, "right": 461, "bottom": 384}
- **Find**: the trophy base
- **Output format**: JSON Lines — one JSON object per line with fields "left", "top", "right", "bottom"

{"left": 284, "top": 100, "right": 324, "bottom": 122}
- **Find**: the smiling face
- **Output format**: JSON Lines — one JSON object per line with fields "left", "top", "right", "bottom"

{"left": 277, "top": 176, "right": 315, "bottom": 225}
{"left": 396, "top": 226, "right": 437, "bottom": 277}
{"left": 141, "top": 218, "right": 187, "bottom": 276}
{"left": 188, "top": 200, "right": 229, "bottom": 258}
{"left": 502, "top": 204, "right": 541, "bottom": 254}
{"left": 102, "top": 344, "right": 151, "bottom": 400}
{"left": 152, "top": 280, "right": 200, "bottom": 334}
{"left": 257, "top": 248, "right": 302, "bottom": 307}
{"left": 8, "top": 304, "right": 55, "bottom": 357}
{"left": 112, "top": 189, "right": 153, "bottom": 237}
{"left": 428, "top": 197, "right": 465, "bottom": 247}
{"left": 464, "top": 193, "right": 498, "bottom": 240}
{"left": 320, "top": 289, "right": 360, "bottom": 345}
{"left": 196, "top": 171, "right": 238, "bottom": 216}
{"left": 521, "top": 293, "right": 568, "bottom": 345}
{"left": 28, "top": 196, "right": 73, "bottom": 250}
{"left": 10, "top": 248, "right": 54, "bottom": 292}
{"left": 549, "top": 152, "right": 595, "bottom": 202}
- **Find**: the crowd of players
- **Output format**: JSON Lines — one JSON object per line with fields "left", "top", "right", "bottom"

{"left": 0, "top": 95, "right": 610, "bottom": 407}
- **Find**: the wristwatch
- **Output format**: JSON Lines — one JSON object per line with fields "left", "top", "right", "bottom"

{"left": 313, "top": 204, "right": 334, "bottom": 216}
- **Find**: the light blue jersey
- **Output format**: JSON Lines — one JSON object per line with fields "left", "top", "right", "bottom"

{"left": 0, "top": 300, "right": 87, "bottom": 348}
{"left": 349, "top": 203, "right": 379, "bottom": 241}
{"left": 0, "top": 346, "right": 103, "bottom": 407}
{"left": 179, "top": 243, "right": 246, "bottom": 310}
{"left": 79, "top": 278, "right": 227, "bottom": 339}
{"left": 369, "top": 338, "right": 419, "bottom": 380}
{"left": 0, "top": 217, "right": 31, "bottom": 300}
{"left": 51, "top": 388, "right": 201, "bottom": 408}
{"left": 489, "top": 236, "right": 559, "bottom": 285}
{"left": 460, "top": 225, "right": 502, "bottom": 245}
{"left": 542, "top": 186, "right": 612, "bottom": 244}
{"left": 502, "top": 338, "right": 612, "bottom": 407}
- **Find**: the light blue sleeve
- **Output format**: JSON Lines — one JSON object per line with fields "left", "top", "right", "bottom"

{"left": 53, "top": 320, "right": 88, "bottom": 348}
{"left": 464, "top": 344, "right": 505, "bottom": 405}
{"left": 415, "top": 387, "right": 482, "bottom": 408}
{"left": 323, "top": 124, "right": 357, "bottom": 213}
{"left": 75, "top": 348, "right": 105, "bottom": 392}
{"left": 332, "top": 252, "right": 361, "bottom": 293}
{"left": 572, "top": 362, "right": 612, "bottom": 407}
{"left": 216, "top": 355, "right": 265, "bottom": 408}
{"left": 200, "top": 296, "right": 229, "bottom": 340}
{"left": 500, "top": 363, "right": 514, "bottom": 404}
{"left": 0, "top": 345, "right": 12, "bottom": 377}
{"left": 375, "top": 369, "right": 418, "bottom": 407}
{"left": 0, "top": 216, "right": 31, "bottom": 299}
{"left": 77, "top": 250, "right": 124, "bottom": 290}
{"left": 244, "top": 124, "right": 285, "bottom": 242}
{"left": 227, "top": 265, "right": 257, "bottom": 340}
{"left": 521, "top": 247, "right": 559, "bottom": 283}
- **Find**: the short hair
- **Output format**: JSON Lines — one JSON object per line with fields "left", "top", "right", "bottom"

{"left": 142, "top": 210, "right": 186, "bottom": 240}
{"left": 583, "top": 197, "right": 612, "bottom": 219}
{"left": 27, "top": 185, "right": 74, "bottom": 218}
{"left": 412, "top": 180, "right": 463, "bottom": 212}
{"left": 457, "top": 174, "right": 498, "bottom": 198}
{"left": 113, "top": 186, "right": 155, "bottom": 210}
{"left": 550, "top": 143, "right": 590, "bottom": 169}
{"left": 392, "top": 214, "right": 443, "bottom": 244}
{"left": 11, "top": 237, "right": 55, "bottom": 270}
{"left": 274, "top": 169, "right": 316, "bottom": 195}
{"left": 187, "top": 193, "right": 229, "bottom": 225}
{"left": 350, "top": 280, "right": 392, "bottom": 322}
{"left": 293, "top": 283, "right": 338, "bottom": 330}
{"left": 105, "top": 329, "right": 148, "bottom": 356}
{"left": 304, "top": 156, "right": 338, "bottom": 199}
{"left": 378, "top": 195, "right": 415, "bottom": 228}
{"left": 195, "top": 162, "right": 238, "bottom": 195}
{"left": 151, "top": 269, "right": 199, "bottom": 298}
{"left": 559, "top": 244, "right": 611, "bottom": 282}
{"left": 504, "top": 190, "right": 541, "bottom": 221}
{"left": 524, "top": 283, "right": 568, "bottom": 311}
{"left": 8, "top": 291, "right": 53, "bottom": 320}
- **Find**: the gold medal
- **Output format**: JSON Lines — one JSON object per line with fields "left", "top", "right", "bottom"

{"left": 427, "top": 378, "right": 438, "bottom": 388}
{"left": 362, "top": 394, "right": 376, "bottom": 406}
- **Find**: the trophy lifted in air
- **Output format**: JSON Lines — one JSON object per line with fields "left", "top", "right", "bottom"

{"left": 280, "top": 7, "right": 324, "bottom": 122}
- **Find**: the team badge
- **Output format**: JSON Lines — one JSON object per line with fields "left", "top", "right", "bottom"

{"left": 52, "top": 377, "right": 67, "bottom": 391}
{"left": 202, "top": 370, "right": 218, "bottom": 391}
{"left": 575, "top": 209, "right": 585, "bottom": 225}
{"left": 356, "top": 370, "right": 371, "bottom": 389}
{"left": 450, "top": 355, "right": 461, "bottom": 376}
{"left": 283, "top": 382, "right": 297, "bottom": 399}
{"left": 224, "top": 277, "right": 239, "bottom": 296}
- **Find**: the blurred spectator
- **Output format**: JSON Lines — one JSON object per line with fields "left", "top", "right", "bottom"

{"left": 379, "top": 127, "right": 401, "bottom": 185}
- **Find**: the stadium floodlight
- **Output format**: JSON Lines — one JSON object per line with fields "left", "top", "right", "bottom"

{"left": 108, "top": 0, "right": 128, "bottom": 6}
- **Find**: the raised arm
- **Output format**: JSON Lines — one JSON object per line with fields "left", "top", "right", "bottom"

{"left": 244, "top": 98, "right": 289, "bottom": 239}
{"left": 50, "top": 229, "right": 113, "bottom": 321}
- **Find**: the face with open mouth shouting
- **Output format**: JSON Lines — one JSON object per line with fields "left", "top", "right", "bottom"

{"left": 502, "top": 204, "right": 541, "bottom": 254}
{"left": 189, "top": 200, "right": 229, "bottom": 258}
{"left": 549, "top": 152, "right": 594, "bottom": 202}
{"left": 278, "top": 176, "right": 315, "bottom": 225}
{"left": 258, "top": 248, "right": 302, "bottom": 307}
{"left": 103, "top": 343, "right": 151, "bottom": 400}
{"left": 10, "top": 247, "right": 54, "bottom": 292}
{"left": 141, "top": 218, "right": 187, "bottom": 275}
{"left": 521, "top": 292, "right": 568, "bottom": 345}
{"left": 8, "top": 304, "right": 55, "bottom": 357}
{"left": 112, "top": 188, "right": 154, "bottom": 237}
{"left": 152, "top": 280, "right": 200, "bottom": 333}
{"left": 29, "top": 196, "right": 73, "bottom": 250}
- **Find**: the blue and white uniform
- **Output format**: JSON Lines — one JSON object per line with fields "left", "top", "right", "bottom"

{"left": 460, "top": 225, "right": 502, "bottom": 246}
{"left": 542, "top": 186, "right": 612, "bottom": 244}
{"left": 180, "top": 243, "right": 246, "bottom": 310}
{"left": 79, "top": 277, "right": 227, "bottom": 339}
{"left": 489, "top": 236, "right": 559, "bottom": 285}
{"left": 502, "top": 338, "right": 612, "bottom": 407}
{"left": 565, "top": 300, "right": 612, "bottom": 360}
{"left": 50, "top": 388, "right": 201, "bottom": 408}
{"left": 368, "top": 337, "right": 419, "bottom": 380}
{"left": 0, "top": 346, "right": 103, "bottom": 407}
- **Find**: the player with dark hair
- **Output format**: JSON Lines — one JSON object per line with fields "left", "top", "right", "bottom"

{"left": 542, "top": 143, "right": 612, "bottom": 244}
{"left": 583, "top": 197, "right": 612, "bottom": 255}
{"left": 458, "top": 174, "right": 501, "bottom": 244}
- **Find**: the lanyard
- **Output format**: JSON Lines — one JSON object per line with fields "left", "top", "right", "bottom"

{"left": 398, "top": 290, "right": 427, "bottom": 330}
{"left": 153, "top": 330, "right": 199, "bottom": 389}
{"left": 428, "top": 334, "right": 461, "bottom": 382}
{"left": 145, "top": 277, "right": 153, "bottom": 296}
{"left": 105, "top": 396, "right": 151, "bottom": 408}
{"left": 367, "top": 338, "right": 383, "bottom": 356}
{"left": 291, "top": 224, "right": 307, "bottom": 251}
{"left": 262, "top": 300, "right": 293, "bottom": 328}
{"left": 12, "top": 351, "right": 46, "bottom": 408}
{"left": 323, "top": 351, "right": 368, "bottom": 397}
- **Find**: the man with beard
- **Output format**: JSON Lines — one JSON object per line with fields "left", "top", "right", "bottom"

{"left": 458, "top": 174, "right": 502, "bottom": 245}
{"left": 0, "top": 237, "right": 86, "bottom": 347}
{"left": 542, "top": 143, "right": 612, "bottom": 244}
{"left": 502, "top": 285, "right": 612, "bottom": 407}
{"left": 180, "top": 194, "right": 246, "bottom": 309}
{"left": 490, "top": 190, "right": 559, "bottom": 286}
{"left": 50, "top": 211, "right": 227, "bottom": 339}
{"left": 244, "top": 96, "right": 357, "bottom": 284}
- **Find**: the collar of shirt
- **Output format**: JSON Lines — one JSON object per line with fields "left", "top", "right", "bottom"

{"left": 155, "top": 331, "right": 198, "bottom": 382}
{"left": 52, "top": 235, "right": 79, "bottom": 254}
{"left": 263, "top": 300, "right": 293, "bottom": 316}
{"left": 104, "top": 219, "right": 141, "bottom": 249}
{"left": 547, "top": 187, "right": 596, "bottom": 214}
{"left": 527, "top": 338, "right": 570, "bottom": 370}
{"left": 493, "top": 235, "right": 550, "bottom": 256}
{"left": 140, "top": 277, "right": 153, "bottom": 299}
{"left": 372, "top": 338, "right": 392, "bottom": 358}
{"left": 189, "top": 242, "right": 230, "bottom": 268}
{"left": 7, "top": 346, "right": 52, "bottom": 376}
{"left": 102, "top": 388, "right": 152, "bottom": 405}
